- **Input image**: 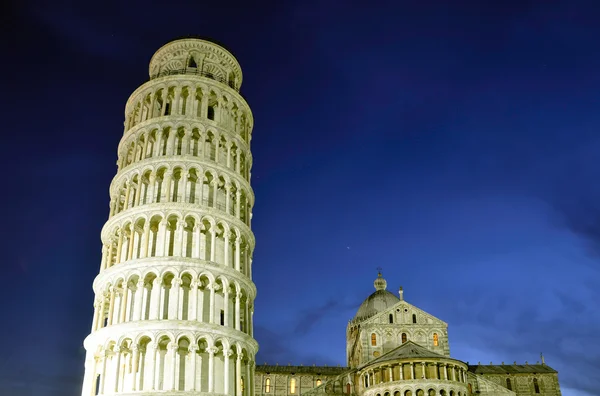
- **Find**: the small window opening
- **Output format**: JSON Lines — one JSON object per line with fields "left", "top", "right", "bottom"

{"left": 533, "top": 378, "right": 540, "bottom": 393}
{"left": 316, "top": 379, "right": 322, "bottom": 386}
{"left": 265, "top": 378, "right": 271, "bottom": 393}
{"left": 241, "top": 378, "right": 244, "bottom": 393}
{"left": 290, "top": 378, "right": 296, "bottom": 394}
{"left": 433, "top": 333, "right": 439, "bottom": 346}
{"left": 94, "top": 374, "right": 101, "bottom": 395}
{"left": 188, "top": 57, "right": 197, "bottom": 68}
{"left": 347, "top": 384, "right": 351, "bottom": 394}
{"left": 506, "top": 378, "right": 512, "bottom": 391}
{"left": 220, "top": 310, "right": 225, "bottom": 325}
{"left": 401, "top": 333, "right": 407, "bottom": 343}
{"left": 164, "top": 103, "right": 171, "bottom": 116}
{"left": 371, "top": 333, "right": 377, "bottom": 346}
{"left": 412, "top": 314, "right": 417, "bottom": 323}
{"left": 207, "top": 106, "right": 215, "bottom": 120}
{"left": 389, "top": 314, "right": 393, "bottom": 323}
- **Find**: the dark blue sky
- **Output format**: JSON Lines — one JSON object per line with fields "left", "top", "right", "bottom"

{"left": 2, "top": 1, "right": 600, "bottom": 395}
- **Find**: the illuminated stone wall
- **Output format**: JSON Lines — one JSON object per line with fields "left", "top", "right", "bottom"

{"left": 80, "top": 37, "right": 257, "bottom": 396}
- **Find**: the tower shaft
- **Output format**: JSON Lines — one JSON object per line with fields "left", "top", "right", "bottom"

{"left": 81, "top": 38, "right": 257, "bottom": 396}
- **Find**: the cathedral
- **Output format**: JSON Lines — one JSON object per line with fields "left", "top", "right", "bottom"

{"left": 79, "top": 37, "right": 562, "bottom": 396}
{"left": 253, "top": 273, "right": 562, "bottom": 396}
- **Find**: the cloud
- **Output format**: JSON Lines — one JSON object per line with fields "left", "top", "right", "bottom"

{"left": 292, "top": 298, "right": 359, "bottom": 336}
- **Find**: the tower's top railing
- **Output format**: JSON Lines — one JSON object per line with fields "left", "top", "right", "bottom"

{"left": 149, "top": 67, "right": 239, "bottom": 92}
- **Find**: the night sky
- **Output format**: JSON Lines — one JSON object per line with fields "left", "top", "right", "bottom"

{"left": 2, "top": 1, "right": 600, "bottom": 395}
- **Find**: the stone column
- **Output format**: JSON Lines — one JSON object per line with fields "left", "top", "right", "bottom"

{"left": 133, "top": 280, "right": 144, "bottom": 321}
{"left": 388, "top": 366, "right": 393, "bottom": 381}
{"left": 107, "top": 287, "right": 116, "bottom": 326}
{"left": 99, "top": 351, "right": 108, "bottom": 394}
{"left": 150, "top": 278, "right": 162, "bottom": 320}
{"left": 119, "top": 284, "right": 130, "bottom": 323}
{"left": 224, "top": 231, "right": 230, "bottom": 267}
{"left": 91, "top": 301, "right": 100, "bottom": 332}
{"left": 225, "top": 185, "right": 231, "bottom": 214}
{"left": 100, "top": 245, "right": 108, "bottom": 271}
{"left": 134, "top": 178, "right": 143, "bottom": 207}
{"left": 157, "top": 219, "right": 168, "bottom": 256}
{"left": 124, "top": 181, "right": 132, "bottom": 210}
{"left": 176, "top": 220, "right": 185, "bottom": 256}
{"left": 150, "top": 345, "right": 158, "bottom": 390}
{"left": 148, "top": 90, "right": 157, "bottom": 119}
{"left": 421, "top": 362, "right": 426, "bottom": 379}
{"left": 189, "top": 345, "right": 198, "bottom": 391}
{"left": 163, "top": 171, "right": 173, "bottom": 202}
{"left": 210, "top": 227, "right": 217, "bottom": 262}
{"left": 236, "top": 355, "right": 242, "bottom": 396}
{"left": 235, "top": 292, "right": 241, "bottom": 330}
{"left": 411, "top": 363, "right": 415, "bottom": 380}
{"left": 131, "top": 346, "right": 140, "bottom": 391}
{"left": 194, "top": 224, "right": 202, "bottom": 258}
{"left": 170, "top": 343, "right": 178, "bottom": 390}
{"left": 442, "top": 363, "right": 447, "bottom": 380}
{"left": 142, "top": 222, "right": 151, "bottom": 258}
{"left": 182, "top": 129, "right": 191, "bottom": 156}
{"left": 113, "top": 347, "right": 122, "bottom": 392}
{"left": 399, "top": 363, "right": 403, "bottom": 380}
{"left": 235, "top": 237, "right": 241, "bottom": 271}
{"left": 209, "top": 284, "right": 215, "bottom": 323}
{"left": 170, "top": 278, "right": 182, "bottom": 320}
{"left": 173, "top": 87, "right": 182, "bottom": 115}
{"left": 224, "top": 349, "right": 232, "bottom": 395}
{"left": 211, "top": 180, "right": 218, "bottom": 209}
{"left": 208, "top": 347, "right": 216, "bottom": 392}
{"left": 190, "top": 280, "right": 199, "bottom": 321}
{"left": 147, "top": 174, "right": 156, "bottom": 202}
{"left": 115, "top": 229, "right": 124, "bottom": 264}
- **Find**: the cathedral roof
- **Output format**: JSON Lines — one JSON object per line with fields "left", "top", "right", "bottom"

{"left": 361, "top": 341, "right": 449, "bottom": 368}
{"left": 468, "top": 363, "right": 557, "bottom": 374}
{"left": 353, "top": 273, "right": 400, "bottom": 322}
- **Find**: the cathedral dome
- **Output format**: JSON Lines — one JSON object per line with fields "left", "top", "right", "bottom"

{"left": 353, "top": 272, "right": 399, "bottom": 322}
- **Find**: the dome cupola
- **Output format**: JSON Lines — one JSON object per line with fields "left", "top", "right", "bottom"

{"left": 353, "top": 272, "right": 399, "bottom": 322}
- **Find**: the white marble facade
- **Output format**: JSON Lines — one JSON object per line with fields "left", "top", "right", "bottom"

{"left": 81, "top": 38, "right": 257, "bottom": 396}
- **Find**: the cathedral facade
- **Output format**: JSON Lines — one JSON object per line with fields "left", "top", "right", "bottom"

{"left": 254, "top": 274, "right": 562, "bottom": 396}
{"left": 81, "top": 38, "right": 562, "bottom": 396}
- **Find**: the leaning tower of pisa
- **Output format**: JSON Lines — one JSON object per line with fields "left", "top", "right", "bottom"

{"left": 81, "top": 38, "right": 257, "bottom": 396}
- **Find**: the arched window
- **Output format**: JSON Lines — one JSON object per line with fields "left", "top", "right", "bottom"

{"left": 347, "top": 384, "right": 351, "bottom": 394}
{"left": 468, "top": 384, "right": 472, "bottom": 395}
{"left": 433, "top": 333, "right": 439, "bottom": 346}
{"left": 412, "top": 314, "right": 417, "bottom": 323}
{"left": 401, "top": 333, "right": 407, "bottom": 343}
{"left": 265, "top": 378, "right": 271, "bottom": 393}
{"left": 371, "top": 333, "right": 377, "bottom": 346}
{"left": 506, "top": 378, "right": 512, "bottom": 390}
{"left": 533, "top": 378, "right": 540, "bottom": 393}
{"left": 290, "top": 378, "right": 296, "bottom": 394}
{"left": 389, "top": 313, "right": 393, "bottom": 323}
{"left": 316, "top": 379, "right": 322, "bottom": 386}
